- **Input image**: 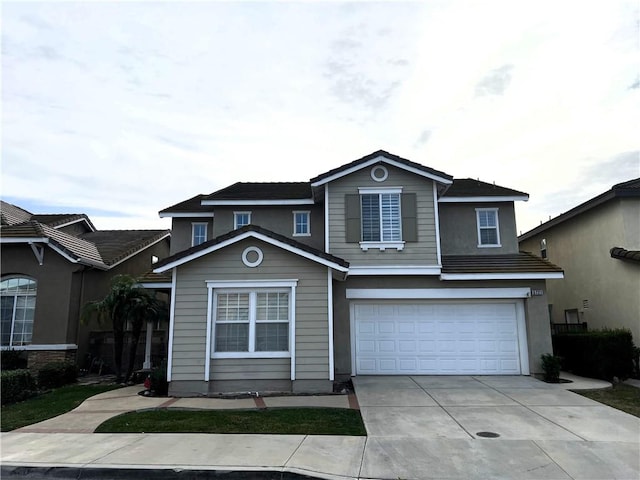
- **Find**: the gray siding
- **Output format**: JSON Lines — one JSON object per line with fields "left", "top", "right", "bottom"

{"left": 170, "top": 238, "right": 330, "bottom": 386}
{"left": 328, "top": 165, "right": 438, "bottom": 266}
{"left": 170, "top": 219, "right": 214, "bottom": 255}
{"left": 439, "top": 202, "right": 519, "bottom": 255}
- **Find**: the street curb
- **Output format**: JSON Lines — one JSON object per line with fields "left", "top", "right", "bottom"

{"left": 1, "top": 466, "right": 318, "bottom": 480}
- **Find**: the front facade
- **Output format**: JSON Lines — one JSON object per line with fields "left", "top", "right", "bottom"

{"left": 155, "top": 151, "right": 563, "bottom": 395}
{"left": 0, "top": 202, "right": 171, "bottom": 369}
{"left": 519, "top": 179, "right": 640, "bottom": 343}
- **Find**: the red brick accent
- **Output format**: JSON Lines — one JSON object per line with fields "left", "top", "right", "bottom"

{"left": 27, "top": 349, "right": 77, "bottom": 371}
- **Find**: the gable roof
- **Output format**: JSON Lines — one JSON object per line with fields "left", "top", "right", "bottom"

{"left": 519, "top": 177, "right": 640, "bottom": 241}
{"left": 153, "top": 224, "right": 349, "bottom": 273}
{"left": 440, "top": 179, "right": 529, "bottom": 202}
{"left": 1, "top": 201, "right": 33, "bottom": 226}
{"left": 159, "top": 194, "right": 215, "bottom": 218}
{"left": 441, "top": 252, "right": 564, "bottom": 279}
{"left": 30, "top": 213, "right": 96, "bottom": 231}
{"left": 310, "top": 150, "right": 453, "bottom": 187}
{"left": 79, "top": 230, "right": 170, "bottom": 267}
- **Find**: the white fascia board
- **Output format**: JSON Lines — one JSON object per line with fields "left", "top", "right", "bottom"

{"left": 53, "top": 218, "right": 96, "bottom": 231}
{"left": 154, "top": 231, "right": 349, "bottom": 273}
{"left": 439, "top": 196, "right": 529, "bottom": 203}
{"left": 311, "top": 156, "right": 453, "bottom": 187}
{"left": 201, "top": 199, "right": 315, "bottom": 206}
{"left": 0, "top": 237, "right": 49, "bottom": 243}
{"left": 1, "top": 344, "right": 78, "bottom": 351}
{"left": 159, "top": 212, "right": 215, "bottom": 218}
{"left": 433, "top": 182, "right": 442, "bottom": 266}
{"left": 138, "top": 282, "right": 172, "bottom": 289}
{"left": 107, "top": 233, "right": 171, "bottom": 269}
{"left": 346, "top": 287, "right": 532, "bottom": 299}
{"left": 440, "top": 272, "right": 564, "bottom": 280}
{"left": 166, "top": 268, "right": 177, "bottom": 382}
{"left": 348, "top": 265, "right": 441, "bottom": 276}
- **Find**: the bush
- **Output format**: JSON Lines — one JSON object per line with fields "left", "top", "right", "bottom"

{"left": 553, "top": 328, "right": 635, "bottom": 381}
{"left": 1, "top": 350, "right": 28, "bottom": 370}
{"left": 149, "top": 360, "right": 168, "bottom": 396}
{"left": 37, "top": 362, "right": 78, "bottom": 390}
{"left": 1, "top": 369, "right": 36, "bottom": 405}
{"left": 540, "top": 353, "right": 562, "bottom": 383}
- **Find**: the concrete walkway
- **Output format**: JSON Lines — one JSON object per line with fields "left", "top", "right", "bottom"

{"left": 2, "top": 373, "right": 639, "bottom": 480}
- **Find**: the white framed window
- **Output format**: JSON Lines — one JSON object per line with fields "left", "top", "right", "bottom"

{"left": 1, "top": 277, "right": 36, "bottom": 347}
{"left": 358, "top": 187, "right": 404, "bottom": 250}
{"left": 476, "top": 208, "right": 501, "bottom": 247}
{"left": 234, "top": 211, "right": 251, "bottom": 229}
{"left": 540, "top": 238, "right": 547, "bottom": 259}
{"left": 191, "top": 223, "right": 208, "bottom": 247}
{"left": 292, "top": 211, "right": 310, "bottom": 236}
{"left": 212, "top": 287, "right": 292, "bottom": 358}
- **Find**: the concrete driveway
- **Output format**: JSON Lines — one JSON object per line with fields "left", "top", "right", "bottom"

{"left": 354, "top": 375, "right": 640, "bottom": 479}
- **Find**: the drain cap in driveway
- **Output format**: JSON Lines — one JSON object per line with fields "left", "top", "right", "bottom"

{"left": 476, "top": 431, "right": 500, "bottom": 438}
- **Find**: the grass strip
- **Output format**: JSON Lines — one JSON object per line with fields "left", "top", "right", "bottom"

{"left": 1, "top": 384, "right": 121, "bottom": 432}
{"left": 96, "top": 407, "right": 366, "bottom": 435}
{"left": 573, "top": 384, "right": 640, "bottom": 418}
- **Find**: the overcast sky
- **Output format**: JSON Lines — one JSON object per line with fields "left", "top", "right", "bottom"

{"left": 2, "top": 1, "right": 638, "bottom": 235}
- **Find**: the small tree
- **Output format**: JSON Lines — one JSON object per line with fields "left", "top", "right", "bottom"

{"left": 81, "top": 275, "right": 167, "bottom": 383}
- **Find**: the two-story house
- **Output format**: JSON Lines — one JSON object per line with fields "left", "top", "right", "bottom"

{"left": 154, "top": 150, "right": 563, "bottom": 396}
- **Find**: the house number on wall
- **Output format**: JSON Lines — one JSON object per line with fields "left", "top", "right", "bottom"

{"left": 531, "top": 289, "right": 544, "bottom": 296}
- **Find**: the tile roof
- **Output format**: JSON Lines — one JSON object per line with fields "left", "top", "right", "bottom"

{"left": 610, "top": 247, "right": 640, "bottom": 263}
{"left": 1, "top": 201, "right": 33, "bottom": 226}
{"left": 79, "top": 230, "right": 170, "bottom": 266}
{"left": 310, "top": 150, "right": 453, "bottom": 185}
{"left": 519, "top": 177, "right": 640, "bottom": 241}
{"left": 30, "top": 213, "right": 96, "bottom": 230}
{"left": 442, "top": 178, "right": 528, "bottom": 198}
{"left": 202, "top": 182, "right": 313, "bottom": 201}
{"left": 1, "top": 221, "right": 107, "bottom": 268}
{"left": 136, "top": 269, "right": 173, "bottom": 285}
{"left": 159, "top": 194, "right": 212, "bottom": 215}
{"left": 154, "top": 224, "right": 349, "bottom": 271}
{"left": 441, "top": 252, "right": 563, "bottom": 274}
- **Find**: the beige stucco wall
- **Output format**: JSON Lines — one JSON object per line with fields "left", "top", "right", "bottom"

{"left": 439, "top": 202, "right": 519, "bottom": 255}
{"left": 519, "top": 198, "right": 640, "bottom": 343}
{"left": 327, "top": 164, "right": 438, "bottom": 266}
{"left": 332, "top": 276, "right": 553, "bottom": 377}
{"left": 169, "top": 238, "right": 331, "bottom": 394}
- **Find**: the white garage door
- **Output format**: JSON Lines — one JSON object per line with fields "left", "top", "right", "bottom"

{"left": 354, "top": 301, "right": 522, "bottom": 375}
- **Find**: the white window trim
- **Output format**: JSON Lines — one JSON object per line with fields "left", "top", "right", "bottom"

{"left": 234, "top": 211, "right": 252, "bottom": 230}
{"left": 476, "top": 208, "right": 501, "bottom": 247}
{"left": 1, "top": 277, "right": 37, "bottom": 348}
{"left": 359, "top": 187, "right": 403, "bottom": 250}
{"left": 206, "top": 280, "right": 297, "bottom": 366}
{"left": 191, "top": 222, "right": 208, "bottom": 247}
{"left": 292, "top": 210, "right": 311, "bottom": 237}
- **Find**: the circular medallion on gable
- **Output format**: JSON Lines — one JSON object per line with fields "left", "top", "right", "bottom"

{"left": 371, "top": 165, "right": 388, "bottom": 182}
{"left": 242, "top": 246, "right": 263, "bottom": 267}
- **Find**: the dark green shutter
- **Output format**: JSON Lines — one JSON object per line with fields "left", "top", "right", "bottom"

{"left": 402, "top": 193, "right": 417, "bottom": 242}
{"left": 345, "top": 194, "right": 361, "bottom": 243}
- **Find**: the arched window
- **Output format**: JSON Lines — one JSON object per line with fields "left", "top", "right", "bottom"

{"left": 1, "top": 277, "right": 36, "bottom": 347}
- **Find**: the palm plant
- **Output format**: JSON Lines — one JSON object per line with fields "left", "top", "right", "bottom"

{"left": 81, "top": 275, "right": 167, "bottom": 383}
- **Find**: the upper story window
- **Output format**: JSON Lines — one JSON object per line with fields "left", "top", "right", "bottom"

{"left": 476, "top": 208, "right": 501, "bottom": 247}
{"left": 1, "top": 277, "right": 36, "bottom": 347}
{"left": 234, "top": 211, "right": 251, "bottom": 229}
{"left": 540, "top": 238, "right": 547, "bottom": 259}
{"left": 361, "top": 191, "right": 401, "bottom": 242}
{"left": 293, "top": 211, "right": 310, "bottom": 236}
{"left": 191, "top": 223, "right": 207, "bottom": 247}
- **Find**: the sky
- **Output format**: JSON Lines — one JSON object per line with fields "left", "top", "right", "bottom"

{"left": 2, "top": 1, "right": 638, "bottom": 235}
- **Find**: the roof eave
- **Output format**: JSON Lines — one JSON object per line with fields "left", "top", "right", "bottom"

{"left": 439, "top": 195, "right": 529, "bottom": 203}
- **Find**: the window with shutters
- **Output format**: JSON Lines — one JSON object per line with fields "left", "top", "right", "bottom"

{"left": 358, "top": 187, "right": 405, "bottom": 251}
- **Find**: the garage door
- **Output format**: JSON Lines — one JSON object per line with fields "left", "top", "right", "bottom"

{"left": 354, "top": 301, "right": 522, "bottom": 375}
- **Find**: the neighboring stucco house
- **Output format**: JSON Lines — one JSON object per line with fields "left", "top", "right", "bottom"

{"left": 154, "top": 150, "right": 563, "bottom": 396}
{"left": 519, "top": 178, "right": 640, "bottom": 343}
{"left": 0, "top": 201, "right": 170, "bottom": 370}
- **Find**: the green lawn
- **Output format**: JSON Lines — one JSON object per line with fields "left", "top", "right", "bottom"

{"left": 96, "top": 407, "right": 366, "bottom": 435}
{"left": 1, "top": 384, "right": 121, "bottom": 432}
{"left": 574, "top": 384, "right": 640, "bottom": 417}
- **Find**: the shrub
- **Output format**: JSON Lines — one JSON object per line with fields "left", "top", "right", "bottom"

{"left": 37, "top": 362, "right": 78, "bottom": 390}
{"left": 149, "top": 360, "right": 168, "bottom": 396}
{"left": 1, "top": 369, "right": 36, "bottom": 405}
{"left": 540, "top": 353, "right": 562, "bottom": 382}
{"left": 1, "top": 350, "right": 28, "bottom": 370}
{"left": 553, "top": 328, "right": 635, "bottom": 381}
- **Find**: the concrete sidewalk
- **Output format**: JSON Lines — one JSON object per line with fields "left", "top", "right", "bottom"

{"left": 2, "top": 373, "right": 639, "bottom": 480}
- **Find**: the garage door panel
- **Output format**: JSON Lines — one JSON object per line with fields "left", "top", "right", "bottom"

{"left": 355, "top": 301, "right": 522, "bottom": 375}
